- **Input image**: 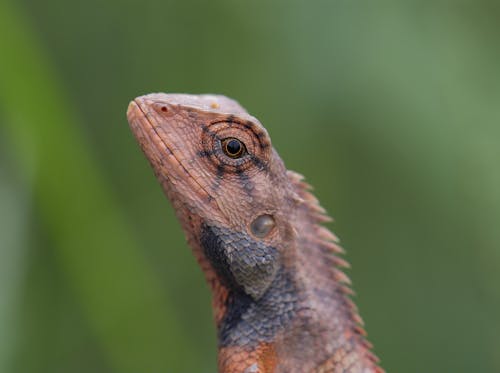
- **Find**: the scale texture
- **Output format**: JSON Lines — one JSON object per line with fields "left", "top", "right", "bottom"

{"left": 127, "top": 93, "right": 383, "bottom": 373}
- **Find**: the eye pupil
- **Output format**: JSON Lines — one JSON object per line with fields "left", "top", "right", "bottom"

{"left": 226, "top": 139, "right": 241, "bottom": 155}
{"left": 222, "top": 138, "right": 245, "bottom": 158}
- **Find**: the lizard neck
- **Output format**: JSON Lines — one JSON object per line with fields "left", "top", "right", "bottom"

{"left": 183, "top": 173, "right": 381, "bottom": 372}
{"left": 198, "top": 215, "right": 381, "bottom": 372}
{"left": 214, "top": 174, "right": 383, "bottom": 373}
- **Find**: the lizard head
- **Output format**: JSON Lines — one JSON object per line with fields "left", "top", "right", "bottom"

{"left": 127, "top": 93, "right": 297, "bottom": 234}
{"left": 127, "top": 94, "right": 300, "bottom": 298}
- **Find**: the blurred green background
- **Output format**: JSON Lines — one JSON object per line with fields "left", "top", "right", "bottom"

{"left": 1, "top": 0, "right": 499, "bottom": 372}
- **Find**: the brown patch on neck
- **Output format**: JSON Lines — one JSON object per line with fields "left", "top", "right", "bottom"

{"left": 218, "top": 343, "right": 278, "bottom": 373}
{"left": 211, "top": 280, "right": 230, "bottom": 326}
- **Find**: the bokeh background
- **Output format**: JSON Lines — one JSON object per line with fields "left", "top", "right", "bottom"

{"left": 1, "top": 1, "right": 499, "bottom": 372}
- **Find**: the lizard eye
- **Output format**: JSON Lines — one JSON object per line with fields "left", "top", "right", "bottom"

{"left": 221, "top": 138, "right": 246, "bottom": 159}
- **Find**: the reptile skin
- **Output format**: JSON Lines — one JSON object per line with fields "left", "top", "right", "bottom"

{"left": 127, "top": 93, "right": 383, "bottom": 373}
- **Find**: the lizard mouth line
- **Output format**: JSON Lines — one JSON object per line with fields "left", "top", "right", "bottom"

{"left": 129, "top": 100, "right": 213, "bottom": 205}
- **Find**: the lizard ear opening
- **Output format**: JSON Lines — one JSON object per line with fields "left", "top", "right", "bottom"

{"left": 250, "top": 214, "right": 276, "bottom": 238}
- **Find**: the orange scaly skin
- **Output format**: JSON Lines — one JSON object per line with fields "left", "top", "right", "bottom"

{"left": 127, "top": 93, "right": 383, "bottom": 373}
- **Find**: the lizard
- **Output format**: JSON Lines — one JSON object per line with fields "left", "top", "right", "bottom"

{"left": 126, "top": 93, "right": 383, "bottom": 373}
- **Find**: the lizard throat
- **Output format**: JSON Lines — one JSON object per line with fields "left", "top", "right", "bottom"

{"left": 200, "top": 223, "right": 297, "bottom": 348}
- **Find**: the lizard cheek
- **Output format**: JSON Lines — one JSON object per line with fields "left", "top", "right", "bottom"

{"left": 250, "top": 214, "right": 276, "bottom": 238}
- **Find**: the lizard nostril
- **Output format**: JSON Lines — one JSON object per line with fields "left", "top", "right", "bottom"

{"left": 250, "top": 214, "right": 275, "bottom": 238}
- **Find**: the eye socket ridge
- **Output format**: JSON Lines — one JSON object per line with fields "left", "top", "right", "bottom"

{"left": 221, "top": 137, "right": 247, "bottom": 159}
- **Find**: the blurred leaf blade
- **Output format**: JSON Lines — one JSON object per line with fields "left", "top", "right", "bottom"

{"left": 0, "top": 1, "right": 193, "bottom": 372}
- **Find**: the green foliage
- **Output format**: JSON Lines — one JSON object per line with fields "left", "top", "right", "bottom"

{"left": 1, "top": 0, "right": 499, "bottom": 372}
